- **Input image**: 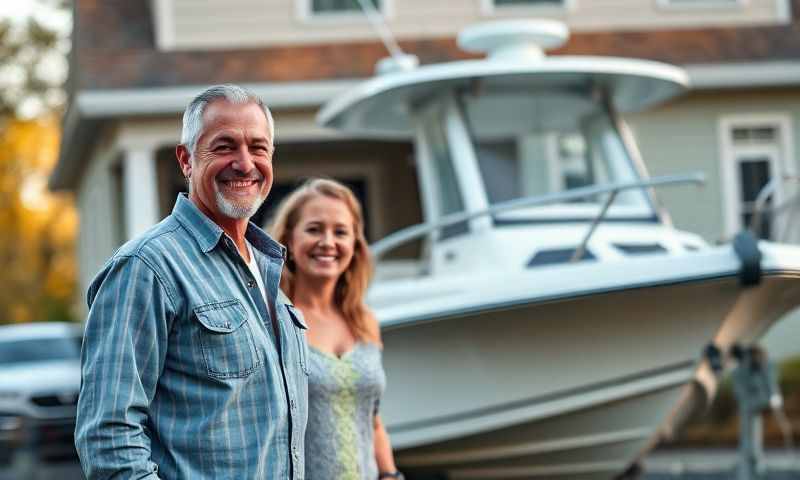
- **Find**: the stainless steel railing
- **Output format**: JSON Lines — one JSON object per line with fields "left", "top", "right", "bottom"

{"left": 748, "top": 174, "right": 800, "bottom": 241}
{"left": 370, "top": 172, "right": 706, "bottom": 259}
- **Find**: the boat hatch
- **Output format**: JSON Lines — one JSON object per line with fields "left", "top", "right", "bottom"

{"left": 527, "top": 248, "right": 597, "bottom": 268}
{"left": 613, "top": 243, "right": 668, "bottom": 255}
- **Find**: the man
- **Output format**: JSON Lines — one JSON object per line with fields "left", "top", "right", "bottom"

{"left": 75, "top": 84, "right": 308, "bottom": 479}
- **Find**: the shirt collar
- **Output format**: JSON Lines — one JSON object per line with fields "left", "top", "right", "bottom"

{"left": 172, "top": 194, "right": 285, "bottom": 260}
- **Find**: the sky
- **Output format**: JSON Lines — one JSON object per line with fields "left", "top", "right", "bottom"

{"left": 0, "top": 1, "right": 37, "bottom": 19}
{"left": 0, "top": 0, "right": 71, "bottom": 119}
{"left": 0, "top": 0, "right": 71, "bottom": 32}
{"left": 0, "top": 0, "right": 72, "bottom": 208}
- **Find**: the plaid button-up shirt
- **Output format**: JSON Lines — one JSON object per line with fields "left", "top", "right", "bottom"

{"left": 76, "top": 194, "right": 309, "bottom": 480}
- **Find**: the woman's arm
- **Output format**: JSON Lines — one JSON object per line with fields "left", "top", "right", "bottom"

{"left": 368, "top": 309, "right": 401, "bottom": 477}
{"left": 374, "top": 414, "right": 399, "bottom": 475}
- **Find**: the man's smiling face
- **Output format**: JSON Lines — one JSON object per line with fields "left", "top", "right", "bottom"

{"left": 181, "top": 99, "right": 273, "bottom": 225}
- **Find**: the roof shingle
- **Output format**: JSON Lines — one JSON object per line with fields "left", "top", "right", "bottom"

{"left": 72, "top": 0, "right": 800, "bottom": 92}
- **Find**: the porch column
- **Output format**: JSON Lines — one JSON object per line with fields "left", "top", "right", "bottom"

{"left": 122, "top": 146, "right": 160, "bottom": 240}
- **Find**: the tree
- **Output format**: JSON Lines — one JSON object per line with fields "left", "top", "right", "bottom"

{"left": 0, "top": 0, "right": 75, "bottom": 324}
{"left": 0, "top": 0, "right": 70, "bottom": 118}
{"left": 0, "top": 117, "right": 77, "bottom": 324}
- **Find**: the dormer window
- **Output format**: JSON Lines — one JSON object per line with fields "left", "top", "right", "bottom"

{"left": 484, "top": 0, "right": 570, "bottom": 15}
{"left": 657, "top": 0, "right": 743, "bottom": 8}
{"left": 306, "top": 0, "right": 383, "bottom": 16}
{"left": 495, "top": 0, "right": 564, "bottom": 5}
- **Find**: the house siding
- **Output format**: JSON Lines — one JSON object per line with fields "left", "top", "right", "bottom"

{"left": 628, "top": 88, "right": 800, "bottom": 244}
{"left": 76, "top": 134, "right": 123, "bottom": 299}
{"left": 163, "top": 0, "right": 786, "bottom": 51}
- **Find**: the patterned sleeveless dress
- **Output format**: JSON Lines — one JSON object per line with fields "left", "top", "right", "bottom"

{"left": 305, "top": 342, "right": 386, "bottom": 480}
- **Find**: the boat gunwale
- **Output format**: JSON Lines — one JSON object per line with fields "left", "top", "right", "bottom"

{"left": 378, "top": 266, "right": 800, "bottom": 331}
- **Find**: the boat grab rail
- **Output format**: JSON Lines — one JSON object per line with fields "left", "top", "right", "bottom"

{"left": 748, "top": 174, "right": 800, "bottom": 241}
{"left": 370, "top": 172, "right": 706, "bottom": 259}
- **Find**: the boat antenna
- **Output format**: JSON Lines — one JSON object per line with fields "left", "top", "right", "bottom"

{"left": 354, "top": 0, "right": 406, "bottom": 62}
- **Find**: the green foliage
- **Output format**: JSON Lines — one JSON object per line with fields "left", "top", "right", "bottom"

{"left": 0, "top": 0, "right": 71, "bottom": 118}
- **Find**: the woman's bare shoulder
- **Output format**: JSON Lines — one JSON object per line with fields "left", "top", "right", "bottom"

{"left": 364, "top": 308, "right": 383, "bottom": 347}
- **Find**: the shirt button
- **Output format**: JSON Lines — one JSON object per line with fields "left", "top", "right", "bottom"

{"left": 248, "top": 279, "right": 256, "bottom": 288}
{"left": 290, "top": 399, "right": 296, "bottom": 410}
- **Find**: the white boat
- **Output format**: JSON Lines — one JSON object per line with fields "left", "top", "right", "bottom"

{"left": 317, "top": 20, "right": 800, "bottom": 480}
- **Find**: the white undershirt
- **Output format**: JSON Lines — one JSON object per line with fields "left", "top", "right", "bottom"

{"left": 246, "top": 241, "right": 267, "bottom": 304}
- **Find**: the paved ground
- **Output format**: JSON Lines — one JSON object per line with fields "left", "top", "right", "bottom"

{"left": 0, "top": 461, "right": 83, "bottom": 480}
{"left": 3, "top": 449, "right": 799, "bottom": 479}
{"left": 641, "top": 449, "right": 800, "bottom": 479}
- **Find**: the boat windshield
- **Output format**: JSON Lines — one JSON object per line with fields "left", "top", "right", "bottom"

{"left": 460, "top": 90, "right": 655, "bottom": 222}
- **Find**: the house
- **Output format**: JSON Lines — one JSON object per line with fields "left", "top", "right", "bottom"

{"left": 52, "top": 0, "right": 800, "bottom": 360}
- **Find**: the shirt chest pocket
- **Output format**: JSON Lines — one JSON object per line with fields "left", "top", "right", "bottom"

{"left": 193, "top": 299, "right": 261, "bottom": 379}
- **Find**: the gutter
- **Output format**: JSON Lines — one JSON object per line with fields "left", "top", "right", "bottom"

{"left": 684, "top": 60, "right": 800, "bottom": 90}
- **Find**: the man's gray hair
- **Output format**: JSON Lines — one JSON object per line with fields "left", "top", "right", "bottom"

{"left": 180, "top": 84, "right": 275, "bottom": 157}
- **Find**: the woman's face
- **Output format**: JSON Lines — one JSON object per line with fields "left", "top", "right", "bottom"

{"left": 289, "top": 195, "right": 357, "bottom": 284}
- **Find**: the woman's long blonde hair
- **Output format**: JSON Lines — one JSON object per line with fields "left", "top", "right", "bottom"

{"left": 269, "top": 178, "right": 376, "bottom": 342}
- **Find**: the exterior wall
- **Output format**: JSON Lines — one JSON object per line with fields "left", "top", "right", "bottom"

{"left": 627, "top": 88, "right": 800, "bottom": 244}
{"left": 76, "top": 130, "right": 123, "bottom": 306}
{"left": 157, "top": 0, "right": 789, "bottom": 50}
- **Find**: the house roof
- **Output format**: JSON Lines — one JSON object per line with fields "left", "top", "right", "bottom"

{"left": 52, "top": 0, "right": 800, "bottom": 191}
{"left": 72, "top": 0, "right": 800, "bottom": 91}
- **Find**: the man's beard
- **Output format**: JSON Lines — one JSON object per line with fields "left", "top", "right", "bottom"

{"left": 214, "top": 184, "right": 267, "bottom": 220}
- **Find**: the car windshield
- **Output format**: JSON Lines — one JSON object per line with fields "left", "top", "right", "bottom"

{"left": 0, "top": 337, "right": 81, "bottom": 365}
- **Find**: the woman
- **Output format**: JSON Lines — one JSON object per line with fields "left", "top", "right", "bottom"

{"left": 270, "top": 178, "right": 403, "bottom": 480}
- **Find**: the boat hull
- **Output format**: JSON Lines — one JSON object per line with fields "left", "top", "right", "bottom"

{"left": 379, "top": 271, "right": 800, "bottom": 479}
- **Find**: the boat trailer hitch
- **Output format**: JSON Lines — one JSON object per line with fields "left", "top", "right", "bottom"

{"left": 731, "top": 344, "right": 782, "bottom": 480}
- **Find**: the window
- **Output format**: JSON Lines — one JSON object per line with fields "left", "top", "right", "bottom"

{"left": 738, "top": 156, "right": 774, "bottom": 237}
{"left": 719, "top": 115, "right": 795, "bottom": 241}
{"left": 308, "top": 0, "right": 381, "bottom": 16}
{"left": 495, "top": 0, "right": 563, "bottom": 5}
{"left": 487, "top": 0, "right": 568, "bottom": 11}
{"left": 658, "top": 0, "right": 742, "bottom": 9}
